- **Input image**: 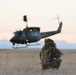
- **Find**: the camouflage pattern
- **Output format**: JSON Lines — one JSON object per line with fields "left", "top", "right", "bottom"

{"left": 49, "top": 58, "right": 62, "bottom": 69}
{"left": 40, "top": 38, "right": 63, "bottom": 70}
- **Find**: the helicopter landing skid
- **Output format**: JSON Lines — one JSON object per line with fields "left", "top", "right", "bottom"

{"left": 12, "top": 45, "right": 27, "bottom": 49}
{"left": 27, "top": 43, "right": 40, "bottom": 46}
{"left": 12, "top": 43, "right": 40, "bottom": 49}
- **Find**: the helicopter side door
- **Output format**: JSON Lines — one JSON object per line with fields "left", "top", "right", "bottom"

{"left": 27, "top": 28, "right": 41, "bottom": 42}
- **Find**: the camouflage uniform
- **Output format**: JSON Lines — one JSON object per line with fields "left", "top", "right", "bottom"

{"left": 40, "top": 38, "right": 63, "bottom": 70}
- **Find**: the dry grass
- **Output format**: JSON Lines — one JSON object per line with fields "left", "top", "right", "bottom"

{"left": 0, "top": 49, "right": 76, "bottom": 75}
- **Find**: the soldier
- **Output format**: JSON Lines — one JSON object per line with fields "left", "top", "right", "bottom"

{"left": 40, "top": 38, "right": 63, "bottom": 70}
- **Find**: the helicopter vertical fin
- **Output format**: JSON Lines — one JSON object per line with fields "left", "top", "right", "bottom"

{"left": 57, "top": 22, "right": 63, "bottom": 33}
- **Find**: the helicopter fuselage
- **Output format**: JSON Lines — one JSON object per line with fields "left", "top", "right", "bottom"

{"left": 10, "top": 27, "right": 41, "bottom": 45}
{"left": 10, "top": 21, "right": 62, "bottom": 45}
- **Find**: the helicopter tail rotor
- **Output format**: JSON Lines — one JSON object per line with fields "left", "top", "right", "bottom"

{"left": 57, "top": 15, "right": 63, "bottom": 33}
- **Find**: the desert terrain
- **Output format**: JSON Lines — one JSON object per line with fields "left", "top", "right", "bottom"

{"left": 0, "top": 48, "right": 76, "bottom": 75}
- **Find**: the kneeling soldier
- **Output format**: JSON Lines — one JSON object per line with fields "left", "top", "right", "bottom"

{"left": 40, "top": 38, "right": 63, "bottom": 70}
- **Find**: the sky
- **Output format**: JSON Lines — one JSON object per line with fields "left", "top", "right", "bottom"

{"left": 0, "top": 0, "right": 76, "bottom": 43}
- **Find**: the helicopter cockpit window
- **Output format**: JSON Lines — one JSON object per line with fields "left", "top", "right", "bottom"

{"left": 14, "top": 31, "right": 22, "bottom": 37}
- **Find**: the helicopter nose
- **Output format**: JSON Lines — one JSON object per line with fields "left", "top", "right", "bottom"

{"left": 10, "top": 39, "right": 12, "bottom": 42}
{"left": 10, "top": 38, "right": 14, "bottom": 42}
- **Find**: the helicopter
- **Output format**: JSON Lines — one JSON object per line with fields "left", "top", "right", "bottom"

{"left": 10, "top": 15, "right": 63, "bottom": 48}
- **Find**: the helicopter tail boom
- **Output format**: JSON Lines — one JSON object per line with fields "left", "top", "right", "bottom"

{"left": 40, "top": 22, "right": 63, "bottom": 38}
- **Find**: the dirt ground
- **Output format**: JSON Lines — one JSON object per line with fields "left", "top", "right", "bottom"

{"left": 0, "top": 49, "right": 76, "bottom": 75}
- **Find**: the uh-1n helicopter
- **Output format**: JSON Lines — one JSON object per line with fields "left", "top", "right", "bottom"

{"left": 10, "top": 15, "right": 63, "bottom": 48}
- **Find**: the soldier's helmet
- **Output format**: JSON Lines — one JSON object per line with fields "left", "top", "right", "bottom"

{"left": 44, "top": 38, "right": 56, "bottom": 47}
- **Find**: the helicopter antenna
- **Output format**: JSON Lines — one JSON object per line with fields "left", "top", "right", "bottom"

{"left": 23, "top": 15, "right": 28, "bottom": 27}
